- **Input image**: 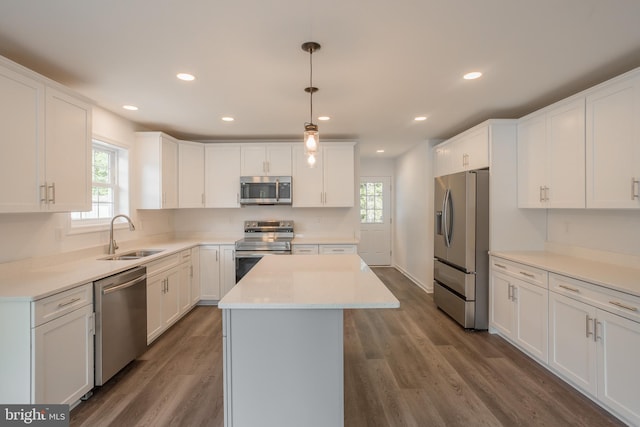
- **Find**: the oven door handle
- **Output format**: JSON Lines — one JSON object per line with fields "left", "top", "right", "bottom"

{"left": 235, "top": 253, "right": 268, "bottom": 259}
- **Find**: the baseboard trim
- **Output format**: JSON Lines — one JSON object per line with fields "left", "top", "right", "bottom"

{"left": 392, "top": 264, "right": 432, "bottom": 293}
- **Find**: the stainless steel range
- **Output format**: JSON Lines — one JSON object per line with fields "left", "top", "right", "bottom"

{"left": 234, "top": 220, "right": 294, "bottom": 282}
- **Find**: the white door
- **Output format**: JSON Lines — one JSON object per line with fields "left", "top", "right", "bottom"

{"left": 358, "top": 177, "right": 391, "bottom": 266}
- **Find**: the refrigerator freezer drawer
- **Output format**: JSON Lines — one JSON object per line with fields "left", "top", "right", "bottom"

{"left": 434, "top": 282, "right": 475, "bottom": 328}
{"left": 434, "top": 260, "right": 476, "bottom": 300}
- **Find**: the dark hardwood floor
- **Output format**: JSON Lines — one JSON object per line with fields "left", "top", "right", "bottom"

{"left": 70, "top": 267, "right": 625, "bottom": 427}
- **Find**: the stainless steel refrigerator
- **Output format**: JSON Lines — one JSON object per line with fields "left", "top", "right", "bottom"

{"left": 434, "top": 170, "right": 489, "bottom": 329}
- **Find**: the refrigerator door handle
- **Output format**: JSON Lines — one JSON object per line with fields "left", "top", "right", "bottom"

{"left": 443, "top": 188, "right": 452, "bottom": 247}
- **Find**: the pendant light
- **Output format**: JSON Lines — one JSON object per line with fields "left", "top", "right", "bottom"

{"left": 302, "top": 41, "right": 320, "bottom": 166}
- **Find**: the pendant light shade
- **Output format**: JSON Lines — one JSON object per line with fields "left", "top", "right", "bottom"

{"left": 302, "top": 42, "right": 321, "bottom": 166}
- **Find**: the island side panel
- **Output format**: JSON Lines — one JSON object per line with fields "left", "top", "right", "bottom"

{"left": 223, "top": 308, "right": 344, "bottom": 427}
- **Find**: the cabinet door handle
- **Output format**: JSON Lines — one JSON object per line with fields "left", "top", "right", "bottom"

{"left": 609, "top": 301, "right": 638, "bottom": 312}
{"left": 512, "top": 286, "right": 517, "bottom": 302}
{"left": 58, "top": 297, "right": 81, "bottom": 308}
{"left": 519, "top": 271, "right": 535, "bottom": 278}
{"left": 558, "top": 284, "right": 580, "bottom": 293}
{"left": 632, "top": 177, "right": 639, "bottom": 200}
{"left": 190, "top": 265, "right": 194, "bottom": 277}
{"left": 507, "top": 283, "right": 512, "bottom": 301}
{"left": 539, "top": 186, "right": 544, "bottom": 203}
{"left": 40, "top": 183, "right": 48, "bottom": 203}
{"left": 494, "top": 263, "right": 507, "bottom": 269}
{"left": 585, "top": 315, "right": 593, "bottom": 338}
{"left": 594, "top": 319, "right": 601, "bottom": 342}
{"left": 48, "top": 182, "right": 56, "bottom": 204}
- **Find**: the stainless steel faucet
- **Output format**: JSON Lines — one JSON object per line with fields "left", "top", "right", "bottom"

{"left": 108, "top": 214, "right": 136, "bottom": 254}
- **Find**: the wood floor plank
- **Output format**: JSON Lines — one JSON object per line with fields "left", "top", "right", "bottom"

{"left": 71, "top": 267, "right": 625, "bottom": 427}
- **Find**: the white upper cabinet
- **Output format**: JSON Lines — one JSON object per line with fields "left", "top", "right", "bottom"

{"left": 136, "top": 132, "right": 178, "bottom": 209}
{"left": 292, "top": 142, "right": 355, "bottom": 207}
{"left": 586, "top": 72, "right": 640, "bottom": 208}
{"left": 178, "top": 141, "right": 205, "bottom": 208}
{"left": 433, "top": 123, "right": 489, "bottom": 177}
{"left": 240, "top": 143, "right": 292, "bottom": 176}
{"left": 0, "top": 64, "right": 45, "bottom": 212}
{"left": 517, "top": 98, "right": 586, "bottom": 208}
{"left": 45, "top": 87, "right": 92, "bottom": 212}
{"left": 205, "top": 144, "right": 241, "bottom": 208}
{"left": 0, "top": 58, "right": 91, "bottom": 213}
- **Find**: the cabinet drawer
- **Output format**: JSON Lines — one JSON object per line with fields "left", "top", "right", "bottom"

{"left": 550, "top": 273, "right": 640, "bottom": 323}
{"left": 180, "top": 249, "right": 192, "bottom": 262}
{"left": 145, "top": 253, "right": 180, "bottom": 276}
{"left": 32, "top": 283, "right": 92, "bottom": 327}
{"left": 491, "top": 257, "right": 548, "bottom": 288}
{"left": 319, "top": 245, "right": 357, "bottom": 255}
{"left": 293, "top": 245, "right": 319, "bottom": 255}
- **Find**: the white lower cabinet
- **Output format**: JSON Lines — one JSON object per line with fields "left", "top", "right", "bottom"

{"left": 549, "top": 273, "right": 640, "bottom": 425}
{"left": 489, "top": 258, "right": 548, "bottom": 363}
{"left": 33, "top": 303, "right": 94, "bottom": 404}
{"left": 190, "top": 246, "right": 200, "bottom": 306}
{"left": 319, "top": 244, "right": 357, "bottom": 255}
{"left": 200, "top": 245, "right": 222, "bottom": 301}
{"left": 292, "top": 244, "right": 319, "bottom": 255}
{"left": 293, "top": 244, "right": 358, "bottom": 255}
{"left": 491, "top": 257, "right": 640, "bottom": 425}
{"left": 145, "top": 254, "right": 181, "bottom": 344}
{"left": 199, "top": 244, "right": 236, "bottom": 302}
{"left": 0, "top": 282, "right": 93, "bottom": 405}
{"left": 178, "top": 250, "right": 193, "bottom": 315}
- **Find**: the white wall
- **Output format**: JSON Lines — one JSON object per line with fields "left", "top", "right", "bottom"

{"left": 173, "top": 206, "right": 358, "bottom": 240}
{"left": 546, "top": 210, "right": 640, "bottom": 264}
{"left": 393, "top": 142, "right": 433, "bottom": 291}
{"left": 0, "top": 107, "right": 173, "bottom": 264}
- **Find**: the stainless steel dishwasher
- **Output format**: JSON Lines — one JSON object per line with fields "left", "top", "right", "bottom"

{"left": 94, "top": 265, "right": 147, "bottom": 386}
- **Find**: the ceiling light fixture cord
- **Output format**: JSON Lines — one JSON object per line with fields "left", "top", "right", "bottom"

{"left": 309, "top": 46, "right": 313, "bottom": 124}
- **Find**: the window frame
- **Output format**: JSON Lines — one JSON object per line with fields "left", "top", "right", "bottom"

{"left": 360, "top": 181, "right": 385, "bottom": 224}
{"left": 68, "top": 137, "right": 130, "bottom": 234}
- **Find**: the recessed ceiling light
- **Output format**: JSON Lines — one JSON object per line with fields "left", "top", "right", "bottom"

{"left": 376, "top": 149, "right": 385, "bottom": 153}
{"left": 414, "top": 116, "right": 427, "bottom": 121}
{"left": 221, "top": 116, "right": 235, "bottom": 122}
{"left": 463, "top": 71, "right": 482, "bottom": 80}
{"left": 318, "top": 116, "right": 331, "bottom": 121}
{"left": 177, "top": 73, "right": 196, "bottom": 81}
{"left": 123, "top": 105, "right": 138, "bottom": 111}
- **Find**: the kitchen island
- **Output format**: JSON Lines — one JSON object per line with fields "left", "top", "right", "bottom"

{"left": 218, "top": 254, "right": 399, "bottom": 427}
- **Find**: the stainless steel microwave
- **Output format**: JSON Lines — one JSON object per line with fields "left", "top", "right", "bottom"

{"left": 240, "top": 176, "right": 292, "bottom": 205}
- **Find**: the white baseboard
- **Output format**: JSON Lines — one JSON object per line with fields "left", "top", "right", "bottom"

{"left": 393, "top": 263, "right": 432, "bottom": 293}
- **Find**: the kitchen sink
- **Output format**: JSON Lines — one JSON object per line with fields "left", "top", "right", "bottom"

{"left": 101, "top": 249, "right": 164, "bottom": 260}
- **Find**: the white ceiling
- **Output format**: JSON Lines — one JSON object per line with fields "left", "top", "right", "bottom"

{"left": 1, "top": 0, "right": 640, "bottom": 157}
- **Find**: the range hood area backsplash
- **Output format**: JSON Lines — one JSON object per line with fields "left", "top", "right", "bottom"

{"left": 172, "top": 206, "right": 359, "bottom": 239}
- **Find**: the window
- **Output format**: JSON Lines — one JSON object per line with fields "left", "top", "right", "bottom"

{"left": 360, "top": 181, "right": 384, "bottom": 224}
{"left": 71, "top": 139, "right": 129, "bottom": 228}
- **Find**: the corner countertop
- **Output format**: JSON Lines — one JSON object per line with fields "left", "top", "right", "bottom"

{"left": 218, "top": 254, "right": 399, "bottom": 309}
{"left": 0, "top": 236, "right": 237, "bottom": 301}
{"left": 490, "top": 251, "right": 640, "bottom": 297}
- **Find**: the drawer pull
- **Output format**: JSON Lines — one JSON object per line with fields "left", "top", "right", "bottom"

{"left": 57, "top": 297, "right": 81, "bottom": 308}
{"left": 558, "top": 284, "right": 579, "bottom": 293}
{"left": 609, "top": 301, "right": 638, "bottom": 312}
{"left": 494, "top": 263, "right": 507, "bottom": 269}
{"left": 519, "top": 271, "right": 535, "bottom": 278}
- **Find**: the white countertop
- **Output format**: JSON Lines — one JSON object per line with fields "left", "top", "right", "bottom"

{"left": 218, "top": 254, "right": 400, "bottom": 309}
{"left": 291, "top": 236, "right": 359, "bottom": 245}
{"left": 491, "top": 251, "right": 640, "bottom": 297}
{"left": 0, "top": 237, "right": 235, "bottom": 301}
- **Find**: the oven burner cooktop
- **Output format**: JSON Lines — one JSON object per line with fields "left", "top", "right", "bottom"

{"left": 235, "top": 220, "right": 294, "bottom": 252}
